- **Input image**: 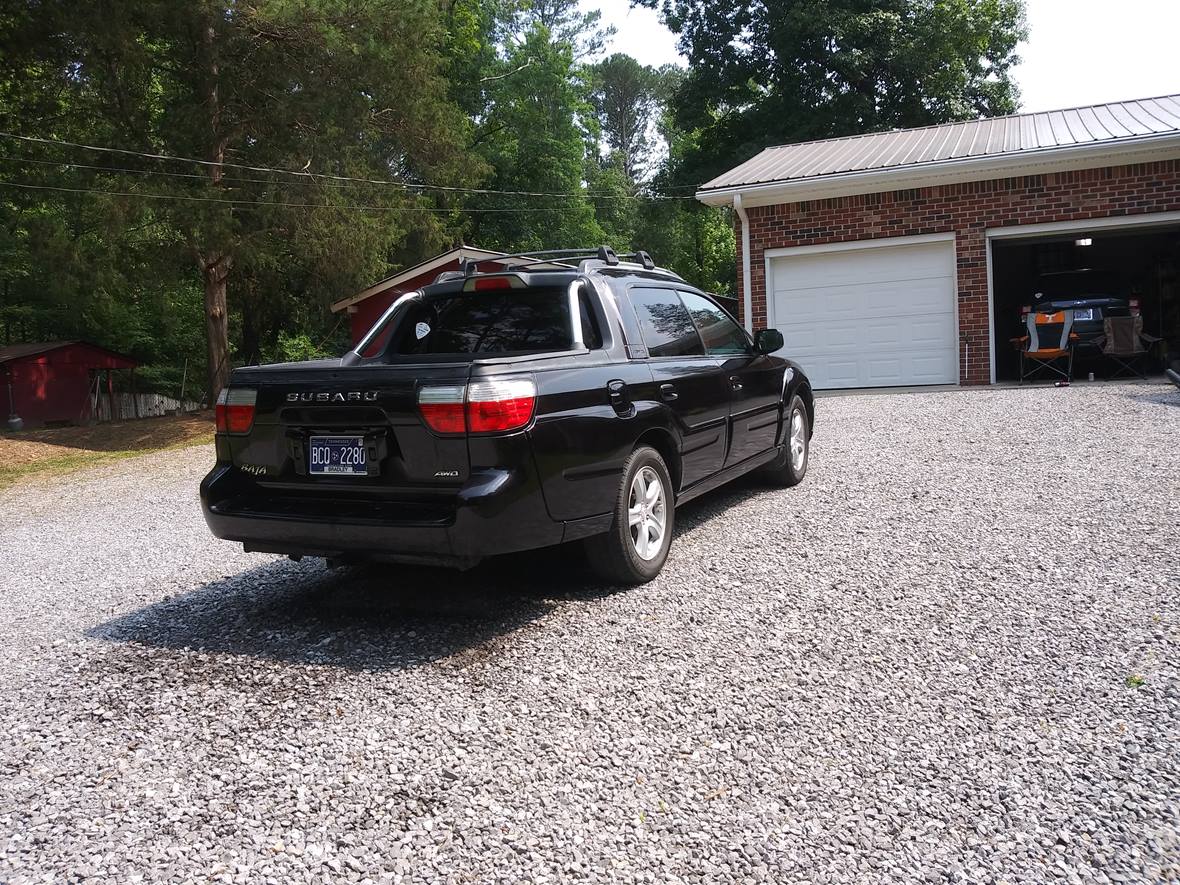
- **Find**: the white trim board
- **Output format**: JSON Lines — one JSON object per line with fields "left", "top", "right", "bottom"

{"left": 985, "top": 209, "right": 1180, "bottom": 240}
{"left": 762, "top": 231, "right": 956, "bottom": 261}
{"left": 985, "top": 237, "right": 996, "bottom": 384}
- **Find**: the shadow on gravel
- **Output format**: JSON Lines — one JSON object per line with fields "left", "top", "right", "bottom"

{"left": 87, "top": 545, "right": 611, "bottom": 672}
{"left": 87, "top": 480, "right": 770, "bottom": 672}
{"left": 1121, "top": 385, "right": 1180, "bottom": 408}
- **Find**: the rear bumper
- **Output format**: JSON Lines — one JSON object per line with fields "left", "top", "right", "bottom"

{"left": 200, "top": 462, "right": 566, "bottom": 568}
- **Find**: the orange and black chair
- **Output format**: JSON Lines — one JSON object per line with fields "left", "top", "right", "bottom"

{"left": 1012, "top": 309, "right": 1077, "bottom": 384}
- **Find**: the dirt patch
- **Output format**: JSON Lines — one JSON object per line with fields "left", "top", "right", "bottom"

{"left": 0, "top": 412, "right": 215, "bottom": 485}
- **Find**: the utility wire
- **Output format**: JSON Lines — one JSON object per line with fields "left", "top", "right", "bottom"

{"left": 0, "top": 179, "right": 596, "bottom": 212}
{"left": 0, "top": 154, "right": 691, "bottom": 203}
{"left": 0, "top": 131, "right": 702, "bottom": 201}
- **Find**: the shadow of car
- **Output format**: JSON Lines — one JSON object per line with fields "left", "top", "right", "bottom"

{"left": 88, "top": 476, "right": 778, "bottom": 672}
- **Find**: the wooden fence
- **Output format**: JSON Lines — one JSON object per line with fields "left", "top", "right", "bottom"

{"left": 93, "top": 392, "right": 202, "bottom": 423}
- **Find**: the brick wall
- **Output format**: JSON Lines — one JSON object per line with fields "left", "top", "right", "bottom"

{"left": 735, "top": 159, "right": 1180, "bottom": 384}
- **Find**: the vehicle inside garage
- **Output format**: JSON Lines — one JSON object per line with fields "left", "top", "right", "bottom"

{"left": 991, "top": 226, "right": 1180, "bottom": 381}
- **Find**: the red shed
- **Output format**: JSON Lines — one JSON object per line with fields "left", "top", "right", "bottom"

{"left": 331, "top": 245, "right": 518, "bottom": 344}
{"left": 1, "top": 341, "right": 138, "bottom": 429}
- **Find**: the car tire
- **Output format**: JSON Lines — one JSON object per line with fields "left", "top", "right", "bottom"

{"left": 584, "top": 446, "right": 675, "bottom": 585}
{"left": 761, "top": 393, "right": 809, "bottom": 487}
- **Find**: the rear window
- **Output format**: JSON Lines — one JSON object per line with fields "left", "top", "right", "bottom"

{"left": 384, "top": 289, "right": 574, "bottom": 357}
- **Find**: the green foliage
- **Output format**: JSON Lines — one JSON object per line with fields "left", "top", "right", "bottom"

{"left": 466, "top": 22, "right": 603, "bottom": 251}
{"left": 0, "top": 0, "right": 1027, "bottom": 382}
{"left": 585, "top": 156, "right": 640, "bottom": 253}
{"left": 0, "top": 0, "right": 479, "bottom": 395}
{"left": 514, "top": 0, "right": 616, "bottom": 58}
{"left": 589, "top": 54, "right": 662, "bottom": 181}
{"left": 265, "top": 330, "right": 335, "bottom": 365}
{"left": 647, "top": 0, "right": 1027, "bottom": 183}
{"left": 638, "top": 201, "right": 735, "bottom": 297}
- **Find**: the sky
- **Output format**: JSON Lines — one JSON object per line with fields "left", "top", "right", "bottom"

{"left": 592, "top": 0, "right": 1180, "bottom": 113}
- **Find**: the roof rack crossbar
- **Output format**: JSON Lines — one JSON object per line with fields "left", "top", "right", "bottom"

{"left": 615, "top": 250, "right": 655, "bottom": 270}
{"left": 499, "top": 257, "right": 582, "bottom": 271}
{"left": 461, "top": 245, "right": 631, "bottom": 275}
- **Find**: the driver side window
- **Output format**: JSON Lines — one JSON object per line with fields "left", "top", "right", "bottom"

{"left": 678, "top": 290, "right": 751, "bottom": 356}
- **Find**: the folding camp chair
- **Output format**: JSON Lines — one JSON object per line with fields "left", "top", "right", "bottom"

{"left": 1013, "top": 309, "right": 1076, "bottom": 384}
{"left": 1095, "top": 315, "right": 1160, "bottom": 380}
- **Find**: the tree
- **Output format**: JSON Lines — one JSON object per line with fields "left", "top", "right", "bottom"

{"left": 585, "top": 155, "right": 640, "bottom": 251}
{"left": 515, "top": 0, "right": 615, "bottom": 58}
{"left": 0, "top": 0, "right": 478, "bottom": 398}
{"left": 589, "top": 54, "right": 662, "bottom": 181}
{"left": 466, "top": 22, "right": 603, "bottom": 251}
{"left": 645, "top": 0, "right": 1027, "bottom": 183}
{"left": 639, "top": 101, "right": 736, "bottom": 296}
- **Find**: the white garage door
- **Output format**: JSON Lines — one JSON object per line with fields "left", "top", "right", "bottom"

{"left": 768, "top": 237, "right": 958, "bottom": 389}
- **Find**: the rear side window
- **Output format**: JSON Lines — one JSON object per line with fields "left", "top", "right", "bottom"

{"left": 629, "top": 287, "right": 704, "bottom": 357}
{"left": 678, "top": 290, "right": 750, "bottom": 355}
{"left": 579, "top": 289, "right": 604, "bottom": 349}
{"left": 388, "top": 290, "right": 573, "bottom": 356}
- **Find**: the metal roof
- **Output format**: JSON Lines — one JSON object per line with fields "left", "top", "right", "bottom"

{"left": 700, "top": 94, "right": 1180, "bottom": 193}
{"left": 0, "top": 341, "right": 73, "bottom": 363}
{"left": 331, "top": 245, "right": 508, "bottom": 313}
{"left": 0, "top": 340, "right": 137, "bottom": 366}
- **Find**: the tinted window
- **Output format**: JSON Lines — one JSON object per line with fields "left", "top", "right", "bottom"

{"left": 630, "top": 287, "right": 704, "bottom": 357}
{"left": 678, "top": 290, "right": 750, "bottom": 355}
{"left": 579, "top": 289, "right": 604, "bottom": 349}
{"left": 388, "top": 290, "right": 572, "bottom": 356}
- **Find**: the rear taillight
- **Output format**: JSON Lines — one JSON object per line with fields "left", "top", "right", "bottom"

{"left": 215, "top": 387, "right": 256, "bottom": 434}
{"left": 417, "top": 385, "right": 466, "bottom": 434}
{"left": 467, "top": 378, "right": 536, "bottom": 433}
{"left": 417, "top": 378, "right": 536, "bottom": 435}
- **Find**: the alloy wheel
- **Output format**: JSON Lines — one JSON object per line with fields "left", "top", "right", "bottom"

{"left": 790, "top": 408, "right": 807, "bottom": 473}
{"left": 628, "top": 466, "right": 667, "bottom": 561}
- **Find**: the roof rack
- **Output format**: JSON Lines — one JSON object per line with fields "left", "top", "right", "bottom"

{"left": 619, "top": 250, "right": 656, "bottom": 271}
{"left": 460, "top": 245, "right": 624, "bottom": 276}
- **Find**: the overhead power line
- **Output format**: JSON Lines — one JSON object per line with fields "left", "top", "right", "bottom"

{"left": 0, "top": 179, "right": 607, "bottom": 213}
{"left": 0, "top": 154, "right": 690, "bottom": 203}
{"left": 0, "top": 131, "right": 702, "bottom": 201}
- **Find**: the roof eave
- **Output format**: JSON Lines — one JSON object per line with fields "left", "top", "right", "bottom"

{"left": 696, "top": 132, "right": 1180, "bottom": 208}
{"left": 330, "top": 246, "right": 506, "bottom": 314}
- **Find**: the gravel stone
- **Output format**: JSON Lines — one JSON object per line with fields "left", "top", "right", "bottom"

{"left": 0, "top": 382, "right": 1178, "bottom": 884}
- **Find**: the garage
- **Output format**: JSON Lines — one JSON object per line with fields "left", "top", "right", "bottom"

{"left": 767, "top": 235, "right": 958, "bottom": 389}
{"left": 697, "top": 93, "right": 1180, "bottom": 386}
{"left": 989, "top": 217, "right": 1180, "bottom": 382}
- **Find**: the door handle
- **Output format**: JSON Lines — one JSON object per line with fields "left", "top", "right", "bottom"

{"left": 607, "top": 379, "right": 632, "bottom": 415}
{"left": 729, "top": 375, "right": 744, "bottom": 391}
{"left": 659, "top": 383, "right": 678, "bottom": 402}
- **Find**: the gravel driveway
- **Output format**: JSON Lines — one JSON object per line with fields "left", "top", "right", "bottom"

{"left": 1, "top": 383, "right": 1177, "bottom": 884}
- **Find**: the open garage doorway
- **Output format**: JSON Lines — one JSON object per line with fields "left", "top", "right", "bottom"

{"left": 991, "top": 222, "right": 1180, "bottom": 381}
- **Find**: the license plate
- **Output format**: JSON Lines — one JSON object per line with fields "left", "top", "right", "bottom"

{"left": 1073, "top": 308, "right": 1094, "bottom": 321}
{"left": 309, "top": 435, "right": 367, "bottom": 476}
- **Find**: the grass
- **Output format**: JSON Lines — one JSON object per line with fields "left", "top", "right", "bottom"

{"left": 1125, "top": 674, "right": 1146, "bottom": 689}
{"left": 0, "top": 413, "right": 214, "bottom": 489}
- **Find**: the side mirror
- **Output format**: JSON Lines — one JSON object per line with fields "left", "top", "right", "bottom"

{"left": 754, "top": 328, "right": 784, "bottom": 354}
